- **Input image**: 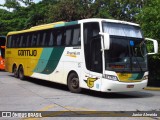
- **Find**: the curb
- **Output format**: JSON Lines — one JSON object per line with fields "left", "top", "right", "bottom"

{"left": 144, "top": 87, "right": 160, "bottom": 91}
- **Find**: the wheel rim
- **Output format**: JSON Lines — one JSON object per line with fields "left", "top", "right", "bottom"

{"left": 71, "top": 78, "right": 79, "bottom": 89}
{"left": 13, "top": 66, "right": 17, "bottom": 76}
{"left": 19, "top": 67, "right": 23, "bottom": 78}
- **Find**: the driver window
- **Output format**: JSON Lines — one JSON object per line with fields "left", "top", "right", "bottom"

{"left": 84, "top": 22, "right": 102, "bottom": 73}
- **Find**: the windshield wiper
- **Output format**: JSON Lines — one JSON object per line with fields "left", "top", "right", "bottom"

{"left": 131, "top": 46, "right": 143, "bottom": 72}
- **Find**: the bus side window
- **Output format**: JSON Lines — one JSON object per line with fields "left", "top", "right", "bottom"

{"left": 72, "top": 27, "right": 80, "bottom": 46}
{"left": 11, "top": 36, "right": 15, "bottom": 48}
{"left": 7, "top": 36, "right": 12, "bottom": 48}
{"left": 22, "top": 34, "right": 27, "bottom": 47}
{"left": 65, "top": 28, "right": 72, "bottom": 46}
{"left": 49, "top": 32, "right": 54, "bottom": 47}
{"left": 36, "top": 33, "right": 40, "bottom": 47}
{"left": 57, "top": 31, "right": 62, "bottom": 46}
{"left": 45, "top": 30, "right": 51, "bottom": 47}
{"left": 31, "top": 33, "right": 37, "bottom": 47}
{"left": 15, "top": 35, "right": 20, "bottom": 48}
{"left": 19, "top": 35, "right": 24, "bottom": 48}
{"left": 26, "top": 33, "right": 31, "bottom": 47}
{"left": 52, "top": 30, "right": 57, "bottom": 46}
{"left": 84, "top": 22, "right": 101, "bottom": 72}
{"left": 41, "top": 32, "right": 46, "bottom": 47}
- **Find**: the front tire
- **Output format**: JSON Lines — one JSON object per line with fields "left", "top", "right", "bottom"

{"left": 67, "top": 73, "right": 82, "bottom": 93}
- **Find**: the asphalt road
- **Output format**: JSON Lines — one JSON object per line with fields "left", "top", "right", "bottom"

{"left": 0, "top": 71, "right": 160, "bottom": 120}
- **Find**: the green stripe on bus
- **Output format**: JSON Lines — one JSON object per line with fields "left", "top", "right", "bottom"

{"left": 54, "top": 23, "right": 65, "bottom": 28}
{"left": 129, "top": 73, "right": 144, "bottom": 80}
{"left": 41, "top": 47, "right": 65, "bottom": 74}
{"left": 65, "top": 21, "right": 78, "bottom": 26}
{"left": 34, "top": 48, "right": 53, "bottom": 73}
{"left": 54, "top": 21, "right": 78, "bottom": 28}
{"left": 136, "top": 73, "right": 144, "bottom": 79}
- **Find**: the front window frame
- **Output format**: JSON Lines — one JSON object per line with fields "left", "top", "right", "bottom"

{"left": 104, "top": 35, "right": 148, "bottom": 73}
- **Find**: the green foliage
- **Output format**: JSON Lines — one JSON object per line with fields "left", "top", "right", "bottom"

{"left": 94, "top": 0, "right": 145, "bottom": 22}
{"left": 136, "top": 0, "right": 160, "bottom": 86}
{"left": 136, "top": 0, "right": 160, "bottom": 40}
{"left": 136, "top": 0, "right": 160, "bottom": 54}
{"left": 47, "top": 0, "right": 97, "bottom": 22}
{"left": 4, "top": 0, "right": 20, "bottom": 10}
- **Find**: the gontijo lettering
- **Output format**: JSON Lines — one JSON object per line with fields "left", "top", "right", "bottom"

{"left": 18, "top": 50, "right": 37, "bottom": 56}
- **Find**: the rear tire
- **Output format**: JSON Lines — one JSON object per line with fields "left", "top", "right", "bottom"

{"left": 13, "top": 65, "right": 18, "bottom": 78}
{"left": 19, "top": 65, "right": 25, "bottom": 80}
{"left": 67, "top": 73, "right": 82, "bottom": 93}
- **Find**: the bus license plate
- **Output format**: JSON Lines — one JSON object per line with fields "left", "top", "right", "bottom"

{"left": 127, "top": 85, "right": 134, "bottom": 88}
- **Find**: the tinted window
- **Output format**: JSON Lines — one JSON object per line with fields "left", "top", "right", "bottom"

{"left": 7, "top": 24, "right": 81, "bottom": 48}
{"left": 65, "top": 29, "right": 72, "bottom": 45}
{"left": 15, "top": 35, "right": 21, "bottom": 47}
{"left": 6, "top": 36, "right": 11, "bottom": 48}
{"left": 31, "top": 33, "right": 38, "bottom": 47}
{"left": 84, "top": 22, "right": 101, "bottom": 72}
{"left": 72, "top": 27, "right": 80, "bottom": 45}
{"left": 64, "top": 25, "right": 80, "bottom": 46}
{"left": 48, "top": 32, "right": 54, "bottom": 46}
{"left": 19, "top": 35, "right": 24, "bottom": 47}
{"left": 36, "top": 33, "right": 41, "bottom": 46}
{"left": 26, "top": 34, "right": 31, "bottom": 47}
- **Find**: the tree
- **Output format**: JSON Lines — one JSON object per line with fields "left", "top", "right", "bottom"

{"left": 94, "top": 0, "right": 145, "bottom": 22}
{"left": 4, "top": 0, "right": 20, "bottom": 11}
{"left": 136, "top": 0, "right": 160, "bottom": 86}
{"left": 47, "top": 0, "right": 96, "bottom": 22}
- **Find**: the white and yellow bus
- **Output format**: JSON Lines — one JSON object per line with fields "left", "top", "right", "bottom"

{"left": 5, "top": 18, "right": 158, "bottom": 93}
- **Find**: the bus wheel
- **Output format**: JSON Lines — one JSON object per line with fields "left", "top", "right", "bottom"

{"left": 67, "top": 73, "right": 81, "bottom": 93}
{"left": 13, "top": 65, "right": 18, "bottom": 78}
{"left": 19, "top": 65, "right": 25, "bottom": 80}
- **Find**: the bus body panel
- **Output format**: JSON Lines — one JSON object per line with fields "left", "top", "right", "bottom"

{"left": 5, "top": 18, "right": 156, "bottom": 93}
{"left": 5, "top": 48, "right": 43, "bottom": 75}
{"left": 30, "top": 47, "right": 82, "bottom": 85}
{"left": 100, "top": 79, "right": 148, "bottom": 92}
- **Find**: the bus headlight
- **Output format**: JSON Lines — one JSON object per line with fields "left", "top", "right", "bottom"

{"left": 103, "top": 74, "right": 118, "bottom": 81}
{"left": 142, "top": 75, "right": 148, "bottom": 80}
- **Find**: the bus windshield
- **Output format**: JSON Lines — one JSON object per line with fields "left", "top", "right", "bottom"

{"left": 103, "top": 22, "right": 147, "bottom": 72}
{"left": 102, "top": 22, "right": 143, "bottom": 38}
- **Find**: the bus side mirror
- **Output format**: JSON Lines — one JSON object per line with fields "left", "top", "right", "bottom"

{"left": 145, "top": 38, "right": 158, "bottom": 55}
{"left": 99, "top": 32, "right": 110, "bottom": 50}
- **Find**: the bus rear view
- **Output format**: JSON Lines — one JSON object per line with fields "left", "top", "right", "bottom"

{"left": 0, "top": 36, "right": 6, "bottom": 70}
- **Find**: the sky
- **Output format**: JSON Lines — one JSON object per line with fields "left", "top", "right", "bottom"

{"left": 0, "top": 0, "right": 42, "bottom": 10}
{"left": 0, "top": 0, "right": 42, "bottom": 5}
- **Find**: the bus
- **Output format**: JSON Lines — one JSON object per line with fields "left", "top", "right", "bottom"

{"left": 0, "top": 36, "right": 6, "bottom": 70}
{"left": 5, "top": 18, "right": 158, "bottom": 93}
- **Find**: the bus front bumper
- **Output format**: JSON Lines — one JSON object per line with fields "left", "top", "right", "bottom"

{"left": 100, "top": 79, "right": 148, "bottom": 92}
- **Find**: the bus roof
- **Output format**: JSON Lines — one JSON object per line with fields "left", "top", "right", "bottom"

{"left": 7, "top": 18, "right": 140, "bottom": 35}
{"left": 79, "top": 18, "right": 140, "bottom": 26}
{"left": 7, "top": 21, "right": 79, "bottom": 35}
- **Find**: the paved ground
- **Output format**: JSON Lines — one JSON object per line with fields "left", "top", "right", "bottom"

{"left": 0, "top": 71, "right": 160, "bottom": 120}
